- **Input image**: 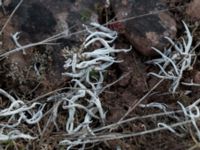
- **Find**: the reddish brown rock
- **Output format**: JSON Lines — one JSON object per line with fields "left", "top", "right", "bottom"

{"left": 194, "top": 71, "right": 200, "bottom": 84}
{"left": 186, "top": 0, "right": 200, "bottom": 21}
{"left": 111, "top": 0, "right": 177, "bottom": 56}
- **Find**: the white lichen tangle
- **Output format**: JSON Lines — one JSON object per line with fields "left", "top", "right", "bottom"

{"left": 58, "top": 98, "right": 200, "bottom": 148}
{"left": 147, "top": 21, "right": 196, "bottom": 93}
{"left": 61, "top": 22, "right": 131, "bottom": 132}
{"left": 0, "top": 89, "right": 45, "bottom": 141}
{"left": 46, "top": 22, "right": 131, "bottom": 148}
{"left": 0, "top": 21, "right": 131, "bottom": 148}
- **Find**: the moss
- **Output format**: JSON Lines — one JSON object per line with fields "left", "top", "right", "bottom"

{"left": 90, "top": 69, "right": 100, "bottom": 79}
{"left": 0, "top": 140, "right": 25, "bottom": 150}
{"left": 80, "top": 9, "right": 92, "bottom": 22}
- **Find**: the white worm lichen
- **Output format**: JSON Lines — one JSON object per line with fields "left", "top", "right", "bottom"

{"left": 11, "top": 32, "right": 26, "bottom": 54}
{"left": 59, "top": 98, "right": 200, "bottom": 148}
{"left": 0, "top": 89, "right": 45, "bottom": 140}
{"left": 50, "top": 22, "right": 131, "bottom": 148}
{"left": 147, "top": 21, "right": 195, "bottom": 93}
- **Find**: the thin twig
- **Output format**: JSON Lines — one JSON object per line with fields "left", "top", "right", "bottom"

{"left": 119, "top": 79, "right": 164, "bottom": 121}
{"left": 0, "top": 0, "right": 23, "bottom": 35}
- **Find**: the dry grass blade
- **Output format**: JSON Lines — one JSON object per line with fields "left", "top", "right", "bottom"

{"left": 0, "top": 0, "right": 23, "bottom": 35}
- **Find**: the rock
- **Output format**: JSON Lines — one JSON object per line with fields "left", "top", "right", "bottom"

{"left": 111, "top": 0, "right": 177, "bottom": 56}
{"left": 1, "top": 0, "right": 107, "bottom": 95}
{"left": 3, "top": 45, "right": 68, "bottom": 95}
{"left": 194, "top": 71, "right": 200, "bottom": 84}
{"left": 186, "top": 0, "right": 200, "bottom": 21}
{"left": 5, "top": 0, "right": 107, "bottom": 41}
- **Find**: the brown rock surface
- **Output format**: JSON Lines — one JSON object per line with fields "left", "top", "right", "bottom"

{"left": 194, "top": 71, "right": 200, "bottom": 84}
{"left": 5, "top": 0, "right": 106, "bottom": 41}
{"left": 111, "top": 0, "right": 177, "bottom": 56}
{"left": 186, "top": 0, "right": 200, "bottom": 21}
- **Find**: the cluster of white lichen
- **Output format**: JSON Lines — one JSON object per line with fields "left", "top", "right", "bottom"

{"left": 147, "top": 21, "right": 196, "bottom": 93}
{"left": 0, "top": 89, "right": 45, "bottom": 140}
{"left": 0, "top": 22, "right": 131, "bottom": 148}
{"left": 55, "top": 23, "right": 130, "bottom": 147}
{"left": 1, "top": 18, "right": 200, "bottom": 149}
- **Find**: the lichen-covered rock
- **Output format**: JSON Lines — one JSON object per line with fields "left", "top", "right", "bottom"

{"left": 1, "top": 0, "right": 107, "bottom": 95}
{"left": 111, "top": 0, "right": 177, "bottom": 56}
